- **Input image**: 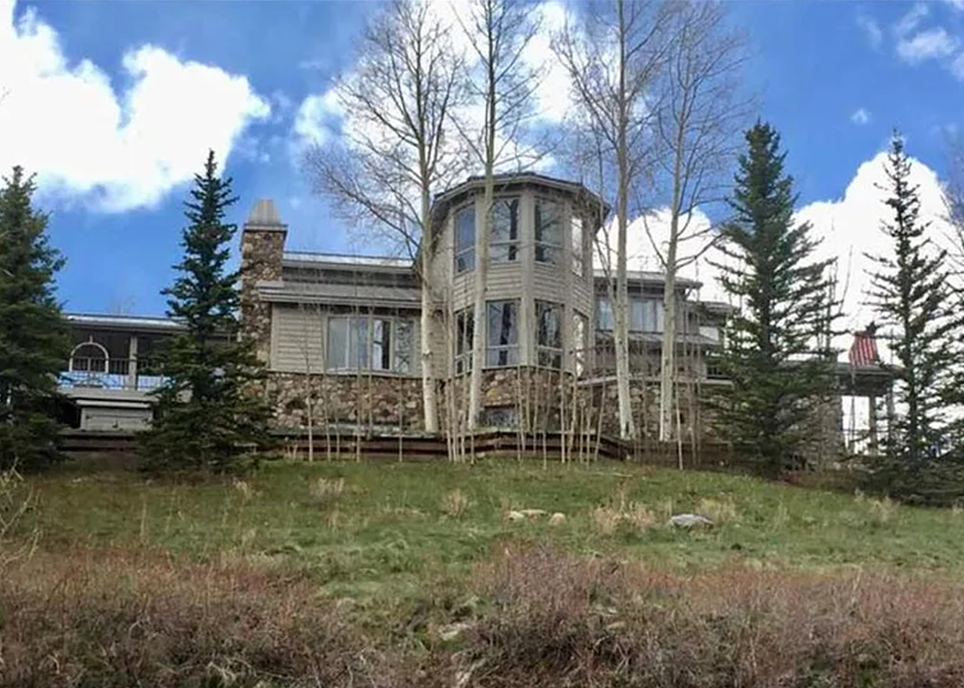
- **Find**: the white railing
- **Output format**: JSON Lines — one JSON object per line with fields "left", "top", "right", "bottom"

{"left": 59, "top": 358, "right": 168, "bottom": 392}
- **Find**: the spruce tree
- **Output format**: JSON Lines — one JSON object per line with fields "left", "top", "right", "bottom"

{"left": 140, "top": 151, "right": 272, "bottom": 474}
{"left": 0, "top": 166, "right": 70, "bottom": 471}
{"left": 863, "top": 131, "right": 964, "bottom": 503}
{"left": 710, "top": 121, "right": 838, "bottom": 477}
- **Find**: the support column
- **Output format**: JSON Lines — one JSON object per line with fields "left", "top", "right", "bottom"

{"left": 128, "top": 335, "right": 138, "bottom": 390}
{"left": 868, "top": 394, "right": 878, "bottom": 456}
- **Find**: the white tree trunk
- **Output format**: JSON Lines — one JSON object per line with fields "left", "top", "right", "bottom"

{"left": 614, "top": 0, "right": 636, "bottom": 441}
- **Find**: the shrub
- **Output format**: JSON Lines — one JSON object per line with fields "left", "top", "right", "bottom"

{"left": 0, "top": 549, "right": 394, "bottom": 688}
{"left": 440, "top": 488, "right": 469, "bottom": 519}
{"left": 442, "top": 545, "right": 964, "bottom": 688}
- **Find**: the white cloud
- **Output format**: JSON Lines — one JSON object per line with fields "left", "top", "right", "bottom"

{"left": 292, "top": 90, "right": 341, "bottom": 149}
{"left": 850, "top": 108, "right": 872, "bottom": 125}
{"left": 856, "top": 13, "right": 883, "bottom": 49}
{"left": 0, "top": 0, "right": 270, "bottom": 212}
{"left": 896, "top": 26, "right": 959, "bottom": 63}
{"left": 610, "top": 150, "right": 956, "bottom": 363}
{"left": 893, "top": 3, "right": 929, "bottom": 39}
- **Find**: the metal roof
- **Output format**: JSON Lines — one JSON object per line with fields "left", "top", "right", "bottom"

{"left": 65, "top": 313, "right": 186, "bottom": 332}
{"left": 592, "top": 268, "right": 700, "bottom": 289}
{"left": 282, "top": 251, "right": 414, "bottom": 270}
{"left": 258, "top": 281, "right": 421, "bottom": 308}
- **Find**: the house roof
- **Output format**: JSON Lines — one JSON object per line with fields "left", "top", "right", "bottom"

{"left": 282, "top": 251, "right": 414, "bottom": 271}
{"left": 592, "top": 268, "right": 701, "bottom": 289}
{"left": 257, "top": 280, "right": 421, "bottom": 309}
{"left": 65, "top": 313, "right": 186, "bottom": 334}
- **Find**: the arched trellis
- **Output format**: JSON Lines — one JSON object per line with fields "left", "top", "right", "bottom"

{"left": 69, "top": 339, "right": 109, "bottom": 373}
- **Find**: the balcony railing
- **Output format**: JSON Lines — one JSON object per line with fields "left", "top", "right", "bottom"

{"left": 58, "top": 358, "right": 169, "bottom": 392}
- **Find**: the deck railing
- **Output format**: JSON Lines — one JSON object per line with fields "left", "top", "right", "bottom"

{"left": 59, "top": 358, "right": 168, "bottom": 392}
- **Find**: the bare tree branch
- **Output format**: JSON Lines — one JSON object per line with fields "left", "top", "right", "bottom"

{"left": 302, "top": 0, "right": 469, "bottom": 433}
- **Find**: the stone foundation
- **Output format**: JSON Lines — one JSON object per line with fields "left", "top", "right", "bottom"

{"left": 267, "top": 372, "right": 423, "bottom": 431}
{"left": 264, "top": 368, "right": 845, "bottom": 464}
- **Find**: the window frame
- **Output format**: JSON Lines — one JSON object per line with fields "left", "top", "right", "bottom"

{"left": 571, "top": 213, "right": 584, "bottom": 277}
{"left": 326, "top": 314, "right": 416, "bottom": 374}
{"left": 489, "top": 196, "right": 521, "bottom": 264}
{"left": 485, "top": 299, "right": 520, "bottom": 368}
{"left": 596, "top": 297, "right": 614, "bottom": 332}
{"left": 535, "top": 300, "right": 564, "bottom": 369}
{"left": 454, "top": 203, "right": 476, "bottom": 274}
{"left": 534, "top": 197, "right": 564, "bottom": 265}
{"left": 454, "top": 307, "right": 474, "bottom": 375}
{"left": 572, "top": 310, "right": 588, "bottom": 377}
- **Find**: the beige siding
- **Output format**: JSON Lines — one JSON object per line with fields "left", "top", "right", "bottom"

{"left": 272, "top": 304, "right": 324, "bottom": 373}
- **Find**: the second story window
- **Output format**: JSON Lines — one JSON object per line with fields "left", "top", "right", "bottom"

{"left": 571, "top": 215, "right": 584, "bottom": 276}
{"left": 486, "top": 300, "right": 519, "bottom": 366}
{"left": 535, "top": 198, "right": 563, "bottom": 265}
{"left": 490, "top": 197, "right": 520, "bottom": 263}
{"left": 536, "top": 300, "right": 563, "bottom": 369}
{"left": 454, "top": 204, "right": 475, "bottom": 274}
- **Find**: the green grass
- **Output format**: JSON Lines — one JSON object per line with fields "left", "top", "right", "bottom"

{"left": 20, "top": 457, "right": 964, "bottom": 603}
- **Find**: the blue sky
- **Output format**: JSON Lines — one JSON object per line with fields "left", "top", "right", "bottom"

{"left": 2, "top": 0, "right": 963, "bottom": 318}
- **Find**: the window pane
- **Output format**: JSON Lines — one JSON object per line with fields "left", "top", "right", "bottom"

{"left": 486, "top": 301, "right": 518, "bottom": 367}
{"left": 455, "top": 205, "right": 475, "bottom": 273}
{"left": 327, "top": 318, "right": 349, "bottom": 370}
{"left": 597, "top": 298, "right": 614, "bottom": 331}
{"left": 573, "top": 312, "right": 587, "bottom": 377}
{"left": 571, "top": 215, "right": 584, "bottom": 276}
{"left": 487, "top": 301, "right": 518, "bottom": 347}
{"left": 537, "top": 301, "right": 562, "bottom": 349}
{"left": 536, "top": 300, "right": 562, "bottom": 369}
{"left": 456, "top": 308, "right": 473, "bottom": 374}
{"left": 373, "top": 319, "right": 391, "bottom": 371}
{"left": 486, "top": 346, "right": 520, "bottom": 367}
{"left": 350, "top": 317, "right": 369, "bottom": 369}
{"left": 630, "top": 298, "right": 645, "bottom": 332}
{"left": 535, "top": 199, "right": 563, "bottom": 264}
{"left": 490, "top": 197, "right": 520, "bottom": 263}
{"left": 393, "top": 319, "right": 413, "bottom": 374}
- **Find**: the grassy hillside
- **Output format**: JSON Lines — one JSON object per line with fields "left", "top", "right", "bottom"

{"left": 6, "top": 458, "right": 964, "bottom": 686}
{"left": 22, "top": 459, "right": 964, "bottom": 589}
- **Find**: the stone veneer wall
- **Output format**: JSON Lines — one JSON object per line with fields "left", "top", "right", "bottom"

{"left": 267, "top": 371, "right": 423, "bottom": 431}
{"left": 240, "top": 229, "right": 286, "bottom": 363}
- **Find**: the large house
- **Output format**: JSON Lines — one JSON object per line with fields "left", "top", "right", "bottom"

{"left": 238, "top": 173, "right": 734, "bottom": 440}
{"left": 57, "top": 172, "right": 892, "bottom": 458}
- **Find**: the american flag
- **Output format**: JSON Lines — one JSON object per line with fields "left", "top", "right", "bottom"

{"left": 849, "top": 329, "right": 879, "bottom": 367}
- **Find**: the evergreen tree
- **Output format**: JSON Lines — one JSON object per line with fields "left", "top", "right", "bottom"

{"left": 140, "top": 151, "right": 272, "bottom": 474}
{"left": 0, "top": 166, "right": 70, "bottom": 471}
{"left": 863, "top": 131, "right": 964, "bottom": 503}
{"left": 710, "top": 121, "right": 838, "bottom": 477}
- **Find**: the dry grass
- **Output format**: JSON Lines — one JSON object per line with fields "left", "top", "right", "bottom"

{"left": 309, "top": 475, "right": 346, "bottom": 504}
{"left": 0, "top": 548, "right": 396, "bottom": 688}
{"left": 455, "top": 544, "right": 964, "bottom": 688}
{"left": 591, "top": 488, "right": 656, "bottom": 534}
{"left": 440, "top": 488, "right": 469, "bottom": 519}
{"left": 697, "top": 496, "right": 738, "bottom": 524}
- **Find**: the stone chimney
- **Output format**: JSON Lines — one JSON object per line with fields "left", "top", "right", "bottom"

{"left": 239, "top": 199, "right": 287, "bottom": 363}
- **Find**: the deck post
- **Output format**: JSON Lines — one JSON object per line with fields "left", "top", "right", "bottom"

{"left": 128, "top": 335, "right": 138, "bottom": 390}
{"left": 868, "top": 394, "right": 878, "bottom": 456}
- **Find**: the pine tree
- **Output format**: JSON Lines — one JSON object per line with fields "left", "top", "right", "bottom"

{"left": 140, "top": 151, "right": 272, "bottom": 474}
{"left": 0, "top": 166, "right": 70, "bottom": 471}
{"left": 863, "top": 131, "right": 964, "bottom": 504}
{"left": 710, "top": 121, "right": 838, "bottom": 477}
